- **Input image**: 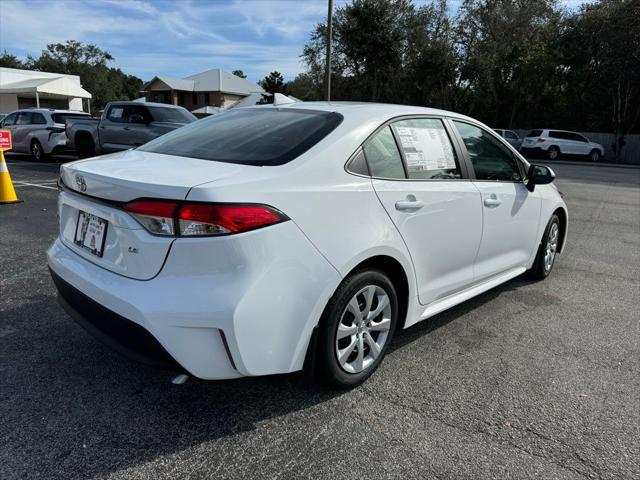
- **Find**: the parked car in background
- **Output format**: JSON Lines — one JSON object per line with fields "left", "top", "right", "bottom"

{"left": 493, "top": 128, "right": 522, "bottom": 149}
{"left": 48, "top": 102, "right": 567, "bottom": 388}
{"left": 0, "top": 109, "right": 91, "bottom": 161}
{"left": 520, "top": 129, "right": 604, "bottom": 161}
{"left": 66, "top": 101, "right": 196, "bottom": 158}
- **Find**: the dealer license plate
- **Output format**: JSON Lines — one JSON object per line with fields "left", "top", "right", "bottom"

{"left": 74, "top": 211, "right": 108, "bottom": 257}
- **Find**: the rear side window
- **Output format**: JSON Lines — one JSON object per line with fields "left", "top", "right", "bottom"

{"left": 391, "top": 118, "right": 460, "bottom": 180}
{"left": 363, "top": 127, "right": 406, "bottom": 179}
{"left": 139, "top": 108, "right": 343, "bottom": 166}
{"left": 526, "top": 130, "right": 543, "bottom": 137}
{"left": 32, "top": 113, "right": 47, "bottom": 125}
{"left": 106, "top": 106, "right": 126, "bottom": 123}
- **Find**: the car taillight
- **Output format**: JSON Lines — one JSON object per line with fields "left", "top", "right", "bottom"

{"left": 124, "top": 199, "right": 287, "bottom": 237}
{"left": 125, "top": 199, "right": 180, "bottom": 235}
{"left": 537, "top": 138, "right": 545, "bottom": 143}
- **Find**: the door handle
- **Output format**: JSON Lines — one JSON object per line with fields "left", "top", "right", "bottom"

{"left": 99, "top": 126, "right": 106, "bottom": 129}
{"left": 123, "top": 127, "right": 130, "bottom": 131}
{"left": 483, "top": 195, "right": 502, "bottom": 207}
{"left": 395, "top": 195, "right": 424, "bottom": 211}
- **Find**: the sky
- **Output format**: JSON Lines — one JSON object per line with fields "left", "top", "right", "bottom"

{"left": 0, "top": 0, "right": 587, "bottom": 83}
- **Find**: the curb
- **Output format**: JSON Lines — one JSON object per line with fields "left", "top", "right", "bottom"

{"left": 535, "top": 160, "right": 640, "bottom": 170}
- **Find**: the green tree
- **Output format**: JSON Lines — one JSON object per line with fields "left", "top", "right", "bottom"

{"left": 0, "top": 51, "right": 26, "bottom": 69}
{"left": 557, "top": 0, "right": 640, "bottom": 160}
{"left": 258, "top": 71, "right": 288, "bottom": 103}
{"left": 232, "top": 69, "right": 247, "bottom": 79}
{"left": 22, "top": 40, "right": 143, "bottom": 110}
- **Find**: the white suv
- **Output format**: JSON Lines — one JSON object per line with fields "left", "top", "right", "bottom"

{"left": 520, "top": 129, "right": 604, "bottom": 161}
{"left": 0, "top": 109, "right": 91, "bottom": 161}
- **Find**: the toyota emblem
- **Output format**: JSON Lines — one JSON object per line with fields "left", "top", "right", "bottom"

{"left": 75, "top": 174, "right": 87, "bottom": 192}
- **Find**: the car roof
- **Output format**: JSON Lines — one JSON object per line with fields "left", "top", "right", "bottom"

{"left": 12, "top": 108, "right": 89, "bottom": 114}
{"left": 107, "top": 101, "right": 186, "bottom": 109}
{"left": 244, "top": 101, "right": 481, "bottom": 125}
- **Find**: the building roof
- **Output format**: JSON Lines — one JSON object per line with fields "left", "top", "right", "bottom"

{"left": 0, "top": 76, "right": 92, "bottom": 98}
{"left": 144, "top": 69, "right": 263, "bottom": 96}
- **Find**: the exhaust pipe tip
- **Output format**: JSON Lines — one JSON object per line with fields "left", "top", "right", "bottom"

{"left": 171, "top": 373, "right": 190, "bottom": 385}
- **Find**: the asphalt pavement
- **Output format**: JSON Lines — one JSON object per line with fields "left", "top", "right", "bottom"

{"left": 1, "top": 155, "right": 639, "bottom": 479}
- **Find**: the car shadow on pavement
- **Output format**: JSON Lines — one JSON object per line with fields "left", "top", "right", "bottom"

{"left": 3, "top": 277, "right": 536, "bottom": 479}
{"left": 2, "top": 293, "right": 345, "bottom": 479}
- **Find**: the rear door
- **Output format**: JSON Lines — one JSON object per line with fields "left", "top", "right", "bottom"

{"left": 452, "top": 121, "right": 541, "bottom": 281}
{"left": 100, "top": 105, "right": 131, "bottom": 152}
{"left": 368, "top": 117, "right": 482, "bottom": 305}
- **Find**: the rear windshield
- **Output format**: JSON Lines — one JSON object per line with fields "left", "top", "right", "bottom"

{"left": 526, "top": 130, "right": 543, "bottom": 137}
{"left": 148, "top": 106, "right": 196, "bottom": 123}
{"left": 52, "top": 113, "right": 91, "bottom": 124}
{"left": 138, "top": 108, "right": 344, "bottom": 166}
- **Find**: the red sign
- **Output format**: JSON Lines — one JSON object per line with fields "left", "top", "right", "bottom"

{"left": 0, "top": 130, "right": 11, "bottom": 151}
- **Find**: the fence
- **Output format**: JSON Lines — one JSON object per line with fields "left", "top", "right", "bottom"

{"left": 513, "top": 130, "right": 640, "bottom": 165}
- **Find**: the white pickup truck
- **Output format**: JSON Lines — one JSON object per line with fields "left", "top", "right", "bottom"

{"left": 66, "top": 101, "right": 196, "bottom": 158}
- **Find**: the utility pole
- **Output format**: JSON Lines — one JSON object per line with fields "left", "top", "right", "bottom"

{"left": 325, "top": 0, "right": 333, "bottom": 102}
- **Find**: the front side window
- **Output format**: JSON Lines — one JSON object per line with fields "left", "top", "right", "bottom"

{"left": 363, "top": 126, "right": 405, "bottom": 179}
{"left": 453, "top": 121, "right": 522, "bottom": 182}
{"left": 147, "top": 106, "right": 195, "bottom": 123}
{"left": 391, "top": 118, "right": 460, "bottom": 180}
{"left": 505, "top": 131, "right": 518, "bottom": 140}
{"left": 139, "top": 108, "right": 343, "bottom": 166}
{"left": 124, "top": 105, "right": 152, "bottom": 124}
{"left": 2, "top": 113, "right": 18, "bottom": 126}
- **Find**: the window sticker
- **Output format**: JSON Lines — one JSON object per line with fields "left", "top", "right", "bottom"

{"left": 109, "top": 108, "right": 124, "bottom": 119}
{"left": 394, "top": 123, "right": 457, "bottom": 172}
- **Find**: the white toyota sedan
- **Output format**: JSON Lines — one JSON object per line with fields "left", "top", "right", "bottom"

{"left": 48, "top": 102, "right": 567, "bottom": 388}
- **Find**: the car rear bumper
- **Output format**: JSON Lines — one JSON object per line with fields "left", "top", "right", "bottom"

{"left": 47, "top": 221, "right": 342, "bottom": 380}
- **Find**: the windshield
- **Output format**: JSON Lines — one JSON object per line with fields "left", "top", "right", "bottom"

{"left": 139, "top": 108, "right": 344, "bottom": 166}
{"left": 52, "top": 113, "right": 91, "bottom": 124}
{"left": 148, "top": 107, "right": 196, "bottom": 123}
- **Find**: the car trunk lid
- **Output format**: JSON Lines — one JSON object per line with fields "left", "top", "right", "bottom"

{"left": 58, "top": 149, "right": 245, "bottom": 279}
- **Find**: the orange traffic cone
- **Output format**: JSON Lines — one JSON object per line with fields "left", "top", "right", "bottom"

{"left": 0, "top": 150, "right": 21, "bottom": 204}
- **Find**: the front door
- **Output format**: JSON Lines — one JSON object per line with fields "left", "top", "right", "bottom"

{"left": 452, "top": 121, "right": 541, "bottom": 281}
{"left": 367, "top": 118, "right": 482, "bottom": 305}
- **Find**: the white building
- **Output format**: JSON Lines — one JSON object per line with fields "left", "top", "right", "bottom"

{"left": 0, "top": 67, "right": 92, "bottom": 114}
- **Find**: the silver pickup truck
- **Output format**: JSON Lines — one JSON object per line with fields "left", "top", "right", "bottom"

{"left": 66, "top": 101, "right": 197, "bottom": 157}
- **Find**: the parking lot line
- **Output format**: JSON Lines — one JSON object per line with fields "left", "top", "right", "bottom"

{"left": 12, "top": 181, "right": 58, "bottom": 190}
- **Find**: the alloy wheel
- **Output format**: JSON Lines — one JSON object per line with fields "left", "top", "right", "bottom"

{"left": 335, "top": 285, "right": 391, "bottom": 374}
{"left": 544, "top": 222, "right": 559, "bottom": 273}
{"left": 31, "top": 142, "right": 42, "bottom": 160}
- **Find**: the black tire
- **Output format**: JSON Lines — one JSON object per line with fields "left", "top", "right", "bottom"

{"left": 547, "top": 146, "right": 560, "bottom": 160}
{"left": 317, "top": 269, "right": 398, "bottom": 388}
{"left": 30, "top": 139, "right": 47, "bottom": 161}
{"left": 528, "top": 214, "right": 561, "bottom": 280}
{"left": 589, "top": 149, "right": 601, "bottom": 162}
{"left": 76, "top": 134, "right": 95, "bottom": 159}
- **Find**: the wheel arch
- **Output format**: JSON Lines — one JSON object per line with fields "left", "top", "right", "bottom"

{"left": 553, "top": 206, "right": 568, "bottom": 254}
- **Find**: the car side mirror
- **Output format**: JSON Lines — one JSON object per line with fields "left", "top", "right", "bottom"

{"left": 526, "top": 164, "right": 555, "bottom": 192}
